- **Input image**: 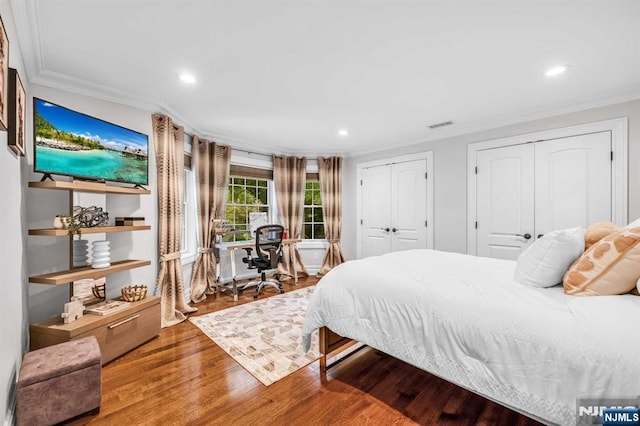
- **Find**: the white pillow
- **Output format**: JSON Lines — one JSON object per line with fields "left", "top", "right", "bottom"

{"left": 626, "top": 217, "right": 640, "bottom": 228}
{"left": 513, "top": 227, "right": 585, "bottom": 288}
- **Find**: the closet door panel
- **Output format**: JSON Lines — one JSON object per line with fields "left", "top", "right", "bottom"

{"left": 534, "top": 132, "right": 611, "bottom": 236}
{"left": 476, "top": 144, "right": 535, "bottom": 260}
{"left": 390, "top": 160, "right": 427, "bottom": 252}
{"left": 361, "top": 165, "right": 392, "bottom": 257}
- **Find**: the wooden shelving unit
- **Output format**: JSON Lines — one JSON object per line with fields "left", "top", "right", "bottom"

{"left": 28, "top": 179, "right": 158, "bottom": 362}
{"left": 29, "top": 180, "right": 150, "bottom": 195}
{"left": 29, "top": 225, "right": 151, "bottom": 236}
{"left": 29, "top": 260, "right": 151, "bottom": 285}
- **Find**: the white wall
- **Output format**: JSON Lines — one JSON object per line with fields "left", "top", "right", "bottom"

{"left": 0, "top": 0, "right": 29, "bottom": 423}
{"left": 342, "top": 100, "right": 640, "bottom": 260}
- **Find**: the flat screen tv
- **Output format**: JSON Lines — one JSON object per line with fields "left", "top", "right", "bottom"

{"left": 34, "top": 98, "right": 149, "bottom": 186}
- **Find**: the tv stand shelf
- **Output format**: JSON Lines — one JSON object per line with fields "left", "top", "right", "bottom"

{"left": 29, "top": 180, "right": 150, "bottom": 195}
{"left": 29, "top": 225, "right": 151, "bottom": 236}
{"left": 29, "top": 259, "right": 151, "bottom": 285}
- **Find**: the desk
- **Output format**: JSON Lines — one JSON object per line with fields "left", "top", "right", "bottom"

{"left": 215, "top": 239, "right": 301, "bottom": 301}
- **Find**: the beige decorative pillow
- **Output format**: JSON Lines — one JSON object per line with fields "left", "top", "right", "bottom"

{"left": 563, "top": 227, "right": 640, "bottom": 296}
{"left": 584, "top": 221, "right": 619, "bottom": 250}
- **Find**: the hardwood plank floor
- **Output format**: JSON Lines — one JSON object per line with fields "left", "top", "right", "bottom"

{"left": 67, "top": 276, "right": 543, "bottom": 425}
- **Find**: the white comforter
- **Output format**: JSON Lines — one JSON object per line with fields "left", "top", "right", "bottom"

{"left": 302, "top": 249, "right": 640, "bottom": 426}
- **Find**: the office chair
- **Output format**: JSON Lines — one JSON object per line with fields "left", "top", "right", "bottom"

{"left": 241, "top": 224, "right": 285, "bottom": 298}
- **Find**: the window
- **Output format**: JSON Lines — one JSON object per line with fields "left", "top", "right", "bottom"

{"left": 225, "top": 177, "right": 270, "bottom": 241}
{"left": 181, "top": 168, "right": 198, "bottom": 264}
{"left": 303, "top": 181, "right": 324, "bottom": 240}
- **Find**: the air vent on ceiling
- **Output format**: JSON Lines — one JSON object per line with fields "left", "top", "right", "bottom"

{"left": 427, "top": 121, "right": 454, "bottom": 129}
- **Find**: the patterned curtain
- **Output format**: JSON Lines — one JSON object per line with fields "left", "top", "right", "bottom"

{"left": 152, "top": 114, "right": 197, "bottom": 327}
{"left": 190, "top": 137, "right": 231, "bottom": 303}
{"left": 273, "top": 156, "right": 309, "bottom": 280}
{"left": 317, "top": 157, "right": 345, "bottom": 276}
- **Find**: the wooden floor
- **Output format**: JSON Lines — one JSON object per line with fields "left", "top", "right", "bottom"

{"left": 69, "top": 276, "right": 543, "bottom": 426}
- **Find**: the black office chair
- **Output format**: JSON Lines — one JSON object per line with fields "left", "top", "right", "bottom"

{"left": 241, "top": 224, "right": 285, "bottom": 298}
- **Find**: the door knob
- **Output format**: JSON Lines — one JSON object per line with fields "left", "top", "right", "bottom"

{"left": 381, "top": 227, "right": 390, "bottom": 232}
{"left": 516, "top": 233, "right": 532, "bottom": 240}
{"left": 537, "top": 234, "right": 544, "bottom": 239}
{"left": 392, "top": 228, "right": 398, "bottom": 233}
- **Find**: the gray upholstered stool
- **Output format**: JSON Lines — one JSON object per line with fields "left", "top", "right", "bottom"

{"left": 17, "top": 336, "right": 102, "bottom": 426}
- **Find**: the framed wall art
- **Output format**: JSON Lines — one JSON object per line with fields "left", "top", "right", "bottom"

{"left": 0, "top": 16, "right": 8, "bottom": 131}
{"left": 8, "top": 68, "right": 25, "bottom": 156}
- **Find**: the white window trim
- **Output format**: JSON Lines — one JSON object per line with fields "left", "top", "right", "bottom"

{"left": 466, "top": 117, "right": 628, "bottom": 255}
{"left": 181, "top": 168, "right": 198, "bottom": 265}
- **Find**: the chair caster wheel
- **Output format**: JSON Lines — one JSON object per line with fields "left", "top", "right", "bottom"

{"left": 253, "top": 294, "right": 258, "bottom": 299}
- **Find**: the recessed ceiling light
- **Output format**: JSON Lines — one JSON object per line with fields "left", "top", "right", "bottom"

{"left": 544, "top": 65, "right": 568, "bottom": 77}
{"left": 179, "top": 73, "right": 196, "bottom": 84}
{"left": 338, "top": 129, "right": 348, "bottom": 136}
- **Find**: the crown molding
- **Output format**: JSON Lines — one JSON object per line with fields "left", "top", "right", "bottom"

{"left": 348, "top": 87, "right": 640, "bottom": 158}
{"left": 11, "top": 0, "right": 640, "bottom": 159}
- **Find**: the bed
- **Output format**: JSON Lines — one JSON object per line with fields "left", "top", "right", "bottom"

{"left": 301, "top": 249, "right": 640, "bottom": 426}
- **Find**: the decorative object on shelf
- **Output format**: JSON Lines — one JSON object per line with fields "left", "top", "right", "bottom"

{"left": 7, "top": 68, "right": 25, "bottom": 156}
{"left": 115, "top": 216, "right": 145, "bottom": 226}
{"left": 91, "top": 240, "right": 110, "bottom": 269}
{"left": 91, "top": 282, "right": 106, "bottom": 301}
{"left": 72, "top": 239, "right": 89, "bottom": 267}
{"left": 73, "top": 277, "right": 104, "bottom": 305}
{"left": 53, "top": 215, "right": 68, "bottom": 229}
{"left": 60, "top": 297, "right": 84, "bottom": 324}
{"left": 84, "top": 300, "right": 130, "bottom": 316}
{"left": 121, "top": 284, "right": 148, "bottom": 302}
{"left": 73, "top": 205, "right": 109, "bottom": 228}
{"left": 57, "top": 215, "right": 82, "bottom": 237}
{"left": 0, "top": 15, "right": 8, "bottom": 131}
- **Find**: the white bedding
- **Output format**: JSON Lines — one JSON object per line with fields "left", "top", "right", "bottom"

{"left": 302, "top": 249, "right": 640, "bottom": 426}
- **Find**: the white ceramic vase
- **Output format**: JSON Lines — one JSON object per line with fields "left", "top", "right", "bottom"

{"left": 72, "top": 239, "right": 89, "bottom": 268}
{"left": 91, "top": 240, "right": 111, "bottom": 269}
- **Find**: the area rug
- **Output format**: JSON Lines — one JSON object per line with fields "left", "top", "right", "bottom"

{"left": 189, "top": 286, "right": 319, "bottom": 386}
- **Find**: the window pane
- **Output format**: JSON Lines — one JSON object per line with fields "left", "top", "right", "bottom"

{"left": 313, "top": 190, "right": 322, "bottom": 206}
{"left": 304, "top": 224, "right": 312, "bottom": 239}
{"left": 304, "top": 207, "right": 312, "bottom": 221}
{"left": 314, "top": 207, "right": 324, "bottom": 222}
{"left": 226, "top": 177, "right": 270, "bottom": 241}
{"left": 258, "top": 187, "right": 267, "bottom": 204}
{"left": 315, "top": 224, "right": 325, "bottom": 239}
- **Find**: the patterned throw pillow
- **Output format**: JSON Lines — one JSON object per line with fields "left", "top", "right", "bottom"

{"left": 584, "top": 221, "right": 619, "bottom": 250}
{"left": 563, "top": 227, "right": 640, "bottom": 296}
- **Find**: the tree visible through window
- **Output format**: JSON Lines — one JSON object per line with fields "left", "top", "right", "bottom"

{"left": 303, "top": 181, "right": 324, "bottom": 239}
{"left": 225, "top": 177, "right": 269, "bottom": 241}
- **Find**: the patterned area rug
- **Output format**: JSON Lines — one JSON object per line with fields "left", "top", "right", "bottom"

{"left": 189, "top": 286, "right": 319, "bottom": 386}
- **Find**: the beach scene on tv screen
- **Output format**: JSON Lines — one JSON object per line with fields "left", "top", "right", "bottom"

{"left": 34, "top": 99, "right": 148, "bottom": 185}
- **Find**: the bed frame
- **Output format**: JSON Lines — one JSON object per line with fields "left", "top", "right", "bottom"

{"left": 318, "top": 326, "right": 356, "bottom": 371}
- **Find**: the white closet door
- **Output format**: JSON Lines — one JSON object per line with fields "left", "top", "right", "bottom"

{"left": 390, "top": 160, "right": 427, "bottom": 252}
{"left": 361, "top": 165, "right": 392, "bottom": 257}
{"left": 534, "top": 132, "right": 612, "bottom": 236}
{"left": 476, "top": 144, "right": 535, "bottom": 260}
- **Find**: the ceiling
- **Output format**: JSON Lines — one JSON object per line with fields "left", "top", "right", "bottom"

{"left": 12, "top": 0, "right": 640, "bottom": 156}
